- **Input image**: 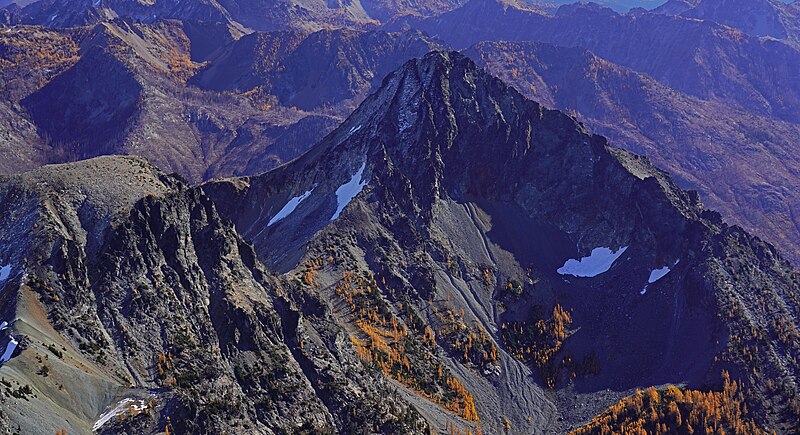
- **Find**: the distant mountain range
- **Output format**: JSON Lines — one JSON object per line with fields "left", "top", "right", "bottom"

{"left": 0, "top": 21, "right": 443, "bottom": 181}
{"left": 0, "top": 0, "right": 468, "bottom": 30}
{"left": 655, "top": 0, "right": 800, "bottom": 42}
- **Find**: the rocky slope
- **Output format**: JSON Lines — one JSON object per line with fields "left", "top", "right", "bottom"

{"left": 205, "top": 51, "right": 800, "bottom": 432}
{"left": 0, "top": 156, "right": 429, "bottom": 434}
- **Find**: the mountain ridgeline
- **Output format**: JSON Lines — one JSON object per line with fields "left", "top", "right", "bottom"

{"left": 0, "top": 0, "right": 467, "bottom": 32}
{"left": 0, "top": 48, "right": 798, "bottom": 433}
{"left": 0, "top": 156, "right": 429, "bottom": 434}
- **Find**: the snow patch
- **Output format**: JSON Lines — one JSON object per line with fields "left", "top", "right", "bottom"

{"left": 0, "top": 264, "right": 10, "bottom": 282}
{"left": 557, "top": 246, "right": 628, "bottom": 278}
{"left": 648, "top": 266, "right": 671, "bottom": 284}
{"left": 641, "top": 261, "right": 679, "bottom": 295}
{"left": 93, "top": 398, "right": 149, "bottom": 432}
{"left": 347, "top": 125, "right": 362, "bottom": 135}
{"left": 267, "top": 189, "right": 313, "bottom": 227}
{"left": 0, "top": 321, "right": 7, "bottom": 331}
{"left": 331, "top": 162, "right": 367, "bottom": 221}
{"left": 0, "top": 336, "right": 18, "bottom": 364}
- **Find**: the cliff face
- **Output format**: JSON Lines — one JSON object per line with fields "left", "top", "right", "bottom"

{"left": 206, "top": 51, "right": 800, "bottom": 432}
{"left": 0, "top": 156, "right": 428, "bottom": 434}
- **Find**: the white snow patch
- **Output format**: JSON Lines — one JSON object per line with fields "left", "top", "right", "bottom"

{"left": 0, "top": 336, "right": 18, "bottom": 364}
{"left": 0, "top": 264, "right": 10, "bottom": 282}
{"left": 641, "top": 262, "right": 678, "bottom": 295}
{"left": 0, "top": 322, "right": 6, "bottom": 331}
{"left": 267, "top": 189, "right": 313, "bottom": 227}
{"left": 557, "top": 246, "right": 628, "bottom": 278}
{"left": 347, "top": 125, "right": 362, "bottom": 135}
{"left": 331, "top": 162, "right": 367, "bottom": 221}
{"left": 648, "top": 266, "right": 671, "bottom": 284}
{"left": 93, "top": 398, "right": 149, "bottom": 432}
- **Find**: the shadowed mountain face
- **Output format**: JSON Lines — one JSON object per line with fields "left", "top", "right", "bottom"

{"left": 463, "top": 40, "right": 800, "bottom": 267}
{"left": 381, "top": 0, "right": 800, "bottom": 265}
{"left": 10, "top": 19, "right": 333, "bottom": 181}
{"left": 0, "top": 21, "right": 340, "bottom": 181}
{"left": 205, "top": 52, "right": 800, "bottom": 432}
{"left": 0, "top": 23, "right": 445, "bottom": 181}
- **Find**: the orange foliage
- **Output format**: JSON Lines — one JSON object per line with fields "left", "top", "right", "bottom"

{"left": 434, "top": 305, "right": 498, "bottom": 369}
{"left": 302, "top": 258, "right": 324, "bottom": 287}
{"left": 501, "top": 304, "right": 576, "bottom": 388}
{"left": 166, "top": 49, "right": 199, "bottom": 82}
{"left": 337, "top": 269, "right": 480, "bottom": 422}
{"left": 482, "top": 268, "right": 493, "bottom": 286}
{"left": 572, "top": 372, "right": 763, "bottom": 435}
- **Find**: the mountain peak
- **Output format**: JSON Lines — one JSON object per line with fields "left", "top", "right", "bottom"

{"left": 207, "top": 49, "right": 696, "bottom": 271}
{"left": 303, "top": 49, "right": 557, "bottom": 201}
{"left": 336, "top": 50, "right": 542, "bottom": 154}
